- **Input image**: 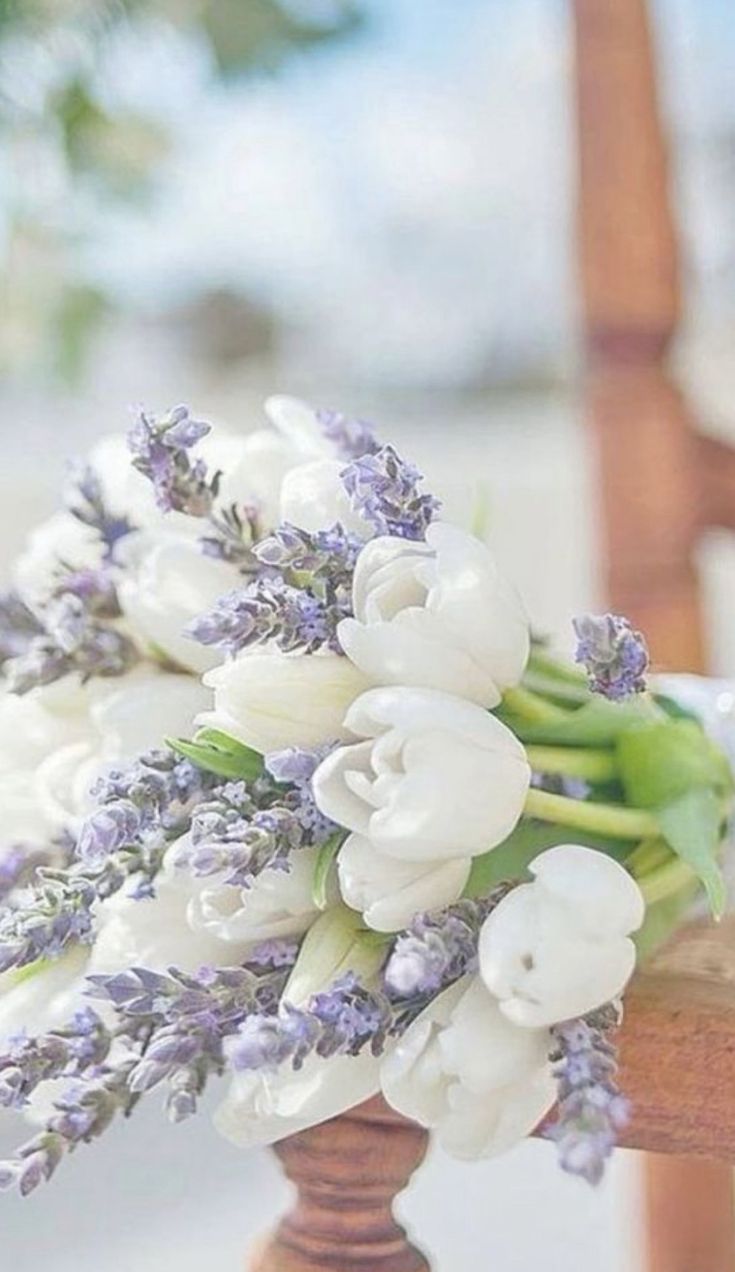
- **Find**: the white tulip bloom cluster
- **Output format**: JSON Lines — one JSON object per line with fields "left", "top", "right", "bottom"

{"left": 0, "top": 392, "right": 718, "bottom": 1202}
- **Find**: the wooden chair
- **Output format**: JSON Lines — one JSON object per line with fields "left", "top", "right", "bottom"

{"left": 249, "top": 3, "right": 735, "bottom": 1267}
{"left": 574, "top": 0, "right": 735, "bottom": 1268}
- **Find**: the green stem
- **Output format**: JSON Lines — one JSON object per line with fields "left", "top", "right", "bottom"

{"left": 502, "top": 686, "right": 567, "bottom": 723}
{"left": 521, "top": 670, "right": 591, "bottom": 706}
{"left": 526, "top": 744, "right": 617, "bottom": 783}
{"left": 528, "top": 647, "right": 588, "bottom": 685}
{"left": 626, "top": 837, "right": 672, "bottom": 878}
{"left": 638, "top": 858, "right": 696, "bottom": 906}
{"left": 523, "top": 787, "right": 659, "bottom": 839}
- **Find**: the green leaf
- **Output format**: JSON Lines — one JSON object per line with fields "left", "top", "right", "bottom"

{"left": 657, "top": 788, "right": 727, "bottom": 918}
{"left": 311, "top": 832, "right": 344, "bottom": 910}
{"left": 166, "top": 728, "right": 263, "bottom": 781}
{"left": 464, "top": 820, "right": 630, "bottom": 898}
{"left": 497, "top": 696, "right": 658, "bottom": 747}
{"left": 616, "top": 720, "right": 731, "bottom": 809}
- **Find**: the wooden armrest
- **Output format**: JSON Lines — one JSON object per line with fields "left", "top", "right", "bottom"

{"left": 618, "top": 918, "right": 735, "bottom": 1160}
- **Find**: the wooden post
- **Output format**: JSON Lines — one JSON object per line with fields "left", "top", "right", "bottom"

{"left": 573, "top": 0, "right": 705, "bottom": 671}
{"left": 249, "top": 1097, "right": 430, "bottom": 1271}
{"left": 572, "top": 0, "right": 735, "bottom": 1268}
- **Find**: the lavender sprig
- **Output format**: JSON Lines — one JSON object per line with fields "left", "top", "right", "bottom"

{"left": 0, "top": 591, "right": 44, "bottom": 667}
{"left": 176, "top": 749, "right": 336, "bottom": 887}
{"left": 383, "top": 890, "right": 513, "bottom": 1014}
{"left": 128, "top": 405, "right": 218, "bottom": 517}
{"left": 341, "top": 445, "right": 440, "bottom": 541}
{"left": 0, "top": 1008, "right": 112, "bottom": 1111}
{"left": 187, "top": 523, "right": 360, "bottom": 656}
{"left": 200, "top": 502, "right": 262, "bottom": 569}
{"left": 316, "top": 408, "right": 380, "bottom": 460}
{"left": 0, "top": 952, "right": 300, "bottom": 1194}
{"left": 88, "top": 960, "right": 296, "bottom": 1103}
{"left": 0, "top": 873, "right": 98, "bottom": 972}
{"left": 5, "top": 593, "right": 139, "bottom": 696}
{"left": 0, "top": 1064, "right": 137, "bottom": 1196}
{"left": 79, "top": 750, "right": 215, "bottom": 869}
{"left": 545, "top": 1004, "right": 629, "bottom": 1185}
{"left": 0, "top": 752, "right": 217, "bottom": 974}
{"left": 573, "top": 613, "right": 649, "bottom": 701}
{"left": 227, "top": 972, "right": 391, "bottom": 1073}
{"left": 64, "top": 461, "right": 134, "bottom": 556}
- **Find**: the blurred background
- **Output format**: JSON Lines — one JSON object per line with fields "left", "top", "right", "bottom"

{"left": 0, "top": 0, "right": 734, "bottom": 1268}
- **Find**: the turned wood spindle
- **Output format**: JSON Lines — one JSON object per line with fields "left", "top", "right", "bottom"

{"left": 250, "top": 1096, "right": 430, "bottom": 1272}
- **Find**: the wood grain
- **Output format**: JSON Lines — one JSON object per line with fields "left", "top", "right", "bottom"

{"left": 249, "top": 1097, "right": 430, "bottom": 1271}
{"left": 573, "top": 0, "right": 735, "bottom": 1263}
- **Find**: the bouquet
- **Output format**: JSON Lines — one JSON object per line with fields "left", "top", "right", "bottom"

{"left": 0, "top": 396, "right": 729, "bottom": 1199}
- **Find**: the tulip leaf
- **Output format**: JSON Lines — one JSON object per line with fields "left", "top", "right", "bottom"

{"left": 166, "top": 728, "right": 263, "bottom": 781}
{"left": 464, "top": 821, "right": 629, "bottom": 899}
{"left": 497, "top": 696, "right": 658, "bottom": 747}
{"left": 312, "top": 832, "right": 344, "bottom": 910}
{"left": 615, "top": 720, "right": 732, "bottom": 810}
{"left": 657, "top": 788, "right": 727, "bottom": 919}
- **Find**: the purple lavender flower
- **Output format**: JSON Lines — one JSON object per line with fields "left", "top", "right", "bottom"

{"left": 0, "top": 872, "right": 97, "bottom": 972}
{"left": 265, "top": 745, "right": 335, "bottom": 840}
{"left": 76, "top": 802, "right": 142, "bottom": 867}
{"left": 187, "top": 577, "right": 331, "bottom": 655}
{"left": 128, "top": 405, "right": 218, "bottom": 516}
{"left": 183, "top": 799, "right": 304, "bottom": 887}
{"left": 51, "top": 567, "right": 119, "bottom": 618}
{"left": 340, "top": 445, "right": 440, "bottom": 540}
{"left": 226, "top": 1009, "right": 314, "bottom": 1072}
{"left": 545, "top": 1004, "right": 629, "bottom": 1185}
{"left": 64, "top": 461, "right": 133, "bottom": 555}
{"left": 200, "top": 502, "right": 262, "bottom": 569}
{"left": 5, "top": 593, "right": 139, "bottom": 696}
{"left": 310, "top": 973, "right": 390, "bottom": 1057}
{"left": 188, "top": 523, "right": 359, "bottom": 657}
{"left": 247, "top": 938, "right": 300, "bottom": 969}
{"left": 573, "top": 613, "right": 649, "bottom": 701}
{"left": 0, "top": 591, "right": 44, "bottom": 666}
{"left": 383, "top": 896, "right": 505, "bottom": 1002}
{"left": 316, "top": 408, "right": 380, "bottom": 460}
{"left": 226, "top": 975, "right": 390, "bottom": 1073}
{"left": 0, "top": 1009, "right": 111, "bottom": 1110}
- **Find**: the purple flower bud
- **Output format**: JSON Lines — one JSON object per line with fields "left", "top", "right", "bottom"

{"left": 316, "top": 408, "right": 380, "bottom": 460}
{"left": 573, "top": 613, "right": 649, "bottom": 701}
{"left": 340, "top": 445, "right": 440, "bottom": 541}
{"left": 77, "top": 802, "right": 141, "bottom": 866}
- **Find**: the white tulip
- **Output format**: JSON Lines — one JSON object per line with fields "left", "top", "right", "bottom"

{"left": 116, "top": 529, "right": 239, "bottom": 673}
{"left": 92, "top": 425, "right": 297, "bottom": 534}
{"left": 313, "top": 687, "right": 530, "bottom": 861}
{"left": 214, "top": 1049, "right": 381, "bottom": 1149}
{"left": 0, "top": 945, "right": 93, "bottom": 1045}
{"left": 338, "top": 524, "right": 529, "bottom": 707}
{"left": 13, "top": 512, "right": 105, "bottom": 601}
{"left": 479, "top": 844, "right": 645, "bottom": 1028}
{"left": 199, "top": 651, "right": 370, "bottom": 755}
{"left": 381, "top": 978, "right": 555, "bottom": 1160}
{"left": 89, "top": 870, "right": 255, "bottom": 976}
{"left": 338, "top": 834, "right": 471, "bottom": 932}
{"left": 279, "top": 459, "right": 370, "bottom": 536}
{"left": 35, "top": 670, "right": 209, "bottom": 828}
{"left": 174, "top": 842, "right": 322, "bottom": 945}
